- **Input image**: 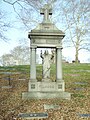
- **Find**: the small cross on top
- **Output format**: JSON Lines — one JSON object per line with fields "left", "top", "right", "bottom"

{"left": 40, "top": 4, "right": 52, "bottom": 23}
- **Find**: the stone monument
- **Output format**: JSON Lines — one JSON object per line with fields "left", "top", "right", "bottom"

{"left": 22, "top": 4, "right": 71, "bottom": 99}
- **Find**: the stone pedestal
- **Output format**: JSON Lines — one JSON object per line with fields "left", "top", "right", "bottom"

{"left": 28, "top": 81, "right": 65, "bottom": 92}
{"left": 22, "top": 81, "right": 70, "bottom": 100}
{"left": 22, "top": 80, "right": 71, "bottom": 100}
{"left": 22, "top": 91, "right": 71, "bottom": 100}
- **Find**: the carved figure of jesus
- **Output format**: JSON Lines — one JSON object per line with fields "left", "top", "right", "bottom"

{"left": 40, "top": 50, "right": 54, "bottom": 79}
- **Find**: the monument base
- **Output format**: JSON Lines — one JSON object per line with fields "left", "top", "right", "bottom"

{"left": 22, "top": 81, "right": 71, "bottom": 100}
{"left": 22, "top": 91, "right": 71, "bottom": 100}
{"left": 28, "top": 81, "right": 65, "bottom": 92}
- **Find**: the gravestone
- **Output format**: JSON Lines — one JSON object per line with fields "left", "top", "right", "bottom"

{"left": 78, "top": 114, "right": 90, "bottom": 118}
{"left": 1, "top": 86, "right": 12, "bottom": 89}
{"left": 1, "top": 72, "right": 12, "bottom": 86}
{"left": 18, "top": 78, "right": 26, "bottom": 81}
{"left": 44, "top": 104, "right": 60, "bottom": 110}
{"left": 74, "top": 82, "right": 87, "bottom": 85}
{"left": 74, "top": 88, "right": 85, "bottom": 91}
{"left": 18, "top": 113, "right": 48, "bottom": 119}
{"left": 22, "top": 4, "right": 71, "bottom": 100}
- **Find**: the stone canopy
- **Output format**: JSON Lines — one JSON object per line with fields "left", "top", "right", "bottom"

{"left": 28, "top": 4, "right": 65, "bottom": 48}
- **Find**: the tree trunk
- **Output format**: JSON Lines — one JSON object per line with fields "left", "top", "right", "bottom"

{"left": 75, "top": 46, "right": 79, "bottom": 63}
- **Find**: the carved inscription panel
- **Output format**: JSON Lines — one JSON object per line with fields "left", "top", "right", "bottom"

{"left": 37, "top": 82, "right": 55, "bottom": 91}
{"left": 32, "top": 39, "right": 60, "bottom": 44}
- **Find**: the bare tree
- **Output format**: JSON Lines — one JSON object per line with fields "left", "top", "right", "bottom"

{"left": 60, "top": 0, "right": 90, "bottom": 63}
{"left": 3, "top": 0, "right": 90, "bottom": 63}
{"left": 0, "top": 45, "right": 41, "bottom": 66}
{"left": 0, "top": 46, "right": 30, "bottom": 66}
{"left": 0, "top": 10, "right": 11, "bottom": 41}
{"left": 3, "top": 0, "right": 57, "bottom": 29}
{"left": 0, "top": 54, "right": 14, "bottom": 66}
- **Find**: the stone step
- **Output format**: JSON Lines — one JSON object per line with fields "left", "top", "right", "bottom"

{"left": 22, "top": 91, "right": 71, "bottom": 100}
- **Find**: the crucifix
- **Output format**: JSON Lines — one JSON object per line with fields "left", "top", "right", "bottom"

{"left": 40, "top": 4, "right": 52, "bottom": 23}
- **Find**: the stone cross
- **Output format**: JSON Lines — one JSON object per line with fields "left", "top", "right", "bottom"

{"left": 40, "top": 4, "right": 52, "bottom": 22}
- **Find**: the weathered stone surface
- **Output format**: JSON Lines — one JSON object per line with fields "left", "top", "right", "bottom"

{"left": 18, "top": 113, "right": 48, "bottom": 119}
{"left": 74, "top": 82, "right": 87, "bottom": 85}
{"left": 1, "top": 86, "right": 12, "bottom": 89}
{"left": 22, "top": 91, "right": 71, "bottom": 100}
{"left": 29, "top": 25, "right": 64, "bottom": 48}
{"left": 40, "top": 50, "right": 54, "bottom": 79}
{"left": 18, "top": 78, "right": 26, "bottom": 81}
{"left": 28, "top": 81, "right": 65, "bottom": 92}
{"left": 78, "top": 114, "right": 90, "bottom": 118}
{"left": 74, "top": 88, "right": 85, "bottom": 91}
{"left": 44, "top": 104, "right": 61, "bottom": 110}
{"left": 26, "top": 4, "right": 71, "bottom": 100}
{"left": 28, "top": 5, "right": 65, "bottom": 48}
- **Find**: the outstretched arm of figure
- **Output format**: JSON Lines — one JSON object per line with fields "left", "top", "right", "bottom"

{"left": 40, "top": 50, "right": 44, "bottom": 59}
{"left": 51, "top": 50, "right": 54, "bottom": 60}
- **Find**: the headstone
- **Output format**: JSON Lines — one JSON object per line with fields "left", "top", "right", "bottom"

{"left": 1, "top": 86, "right": 12, "bottom": 89}
{"left": 0, "top": 72, "right": 11, "bottom": 74}
{"left": 74, "top": 82, "right": 87, "bottom": 85}
{"left": 18, "top": 113, "right": 48, "bottom": 119}
{"left": 44, "top": 104, "right": 60, "bottom": 110}
{"left": 74, "top": 88, "right": 85, "bottom": 91}
{"left": 1, "top": 72, "right": 12, "bottom": 86}
{"left": 78, "top": 114, "right": 90, "bottom": 118}
{"left": 22, "top": 4, "right": 71, "bottom": 100}
{"left": 72, "top": 70, "right": 90, "bottom": 72}
{"left": 18, "top": 78, "right": 26, "bottom": 81}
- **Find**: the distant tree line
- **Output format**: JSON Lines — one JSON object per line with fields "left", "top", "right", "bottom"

{"left": 0, "top": 45, "right": 39, "bottom": 66}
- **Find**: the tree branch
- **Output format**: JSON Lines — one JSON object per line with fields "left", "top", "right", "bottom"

{"left": 3, "top": 0, "right": 20, "bottom": 5}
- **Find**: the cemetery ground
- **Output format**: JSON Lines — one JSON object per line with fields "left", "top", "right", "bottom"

{"left": 0, "top": 63, "right": 90, "bottom": 120}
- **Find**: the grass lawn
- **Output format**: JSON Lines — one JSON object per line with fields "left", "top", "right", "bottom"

{"left": 0, "top": 63, "right": 90, "bottom": 120}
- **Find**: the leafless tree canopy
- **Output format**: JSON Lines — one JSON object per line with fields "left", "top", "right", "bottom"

{"left": 0, "top": 10, "right": 11, "bottom": 41}
{"left": 1, "top": 0, "right": 90, "bottom": 62}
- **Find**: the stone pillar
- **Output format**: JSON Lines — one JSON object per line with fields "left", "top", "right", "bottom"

{"left": 56, "top": 47, "right": 62, "bottom": 81}
{"left": 30, "top": 46, "right": 37, "bottom": 81}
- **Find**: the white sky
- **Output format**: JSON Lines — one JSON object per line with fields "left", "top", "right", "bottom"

{"left": 0, "top": 1, "right": 90, "bottom": 63}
